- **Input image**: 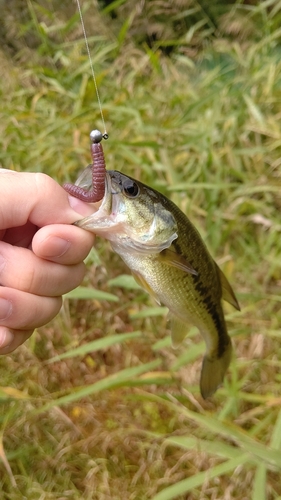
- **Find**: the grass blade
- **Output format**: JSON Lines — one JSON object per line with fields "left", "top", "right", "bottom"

{"left": 252, "top": 463, "right": 267, "bottom": 500}
{"left": 129, "top": 307, "right": 168, "bottom": 319}
{"left": 151, "top": 455, "right": 250, "bottom": 500}
{"left": 108, "top": 274, "right": 142, "bottom": 290}
{"left": 47, "top": 331, "right": 142, "bottom": 363}
{"left": 270, "top": 409, "right": 281, "bottom": 450}
{"left": 64, "top": 286, "right": 119, "bottom": 302}
{"left": 164, "top": 436, "right": 244, "bottom": 460}
{"left": 36, "top": 360, "right": 161, "bottom": 413}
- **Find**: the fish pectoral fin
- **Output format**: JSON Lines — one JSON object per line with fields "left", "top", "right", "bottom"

{"left": 200, "top": 339, "right": 232, "bottom": 399}
{"left": 131, "top": 271, "right": 161, "bottom": 305}
{"left": 159, "top": 248, "right": 198, "bottom": 276}
{"left": 217, "top": 265, "right": 240, "bottom": 311}
{"left": 170, "top": 314, "right": 188, "bottom": 348}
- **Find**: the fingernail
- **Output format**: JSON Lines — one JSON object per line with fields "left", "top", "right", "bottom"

{"left": 0, "top": 328, "right": 14, "bottom": 348}
{"left": 68, "top": 195, "right": 96, "bottom": 216}
{"left": 44, "top": 237, "right": 71, "bottom": 258}
{"left": 0, "top": 298, "right": 12, "bottom": 321}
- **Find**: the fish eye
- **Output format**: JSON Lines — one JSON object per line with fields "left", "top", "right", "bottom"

{"left": 122, "top": 179, "right": 140, "bottom": 198}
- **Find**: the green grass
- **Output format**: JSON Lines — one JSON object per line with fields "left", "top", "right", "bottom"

{"left": 0, "top": 1, "right": 281, "bottom": 499}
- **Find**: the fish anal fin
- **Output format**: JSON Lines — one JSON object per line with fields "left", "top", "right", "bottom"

{"left": 217, "top": 265, "right": 240, "bottom": 311}
{"left": 170, "top": 314, "right": 188, "bottom": 348}
{"left": 131, "top": 271, "right": 160, "bottom": 305}
{"left": 159, "top": 248, "right": 197, "bottom": 276}
{"left": 200, "top": 340, "right": 232, "bottom": 399}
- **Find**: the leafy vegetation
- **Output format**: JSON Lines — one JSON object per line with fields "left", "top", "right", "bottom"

{"left": 0, "top": 1, "right": 281, "bottom": 499}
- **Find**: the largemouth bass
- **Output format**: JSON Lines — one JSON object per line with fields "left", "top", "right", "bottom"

{"left": 73, "top": 167, "right": 240, "bottom": 398}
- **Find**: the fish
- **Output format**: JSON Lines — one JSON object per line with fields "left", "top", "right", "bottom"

{"left": 72, "top": 167, "right": 240, "bottom": 398}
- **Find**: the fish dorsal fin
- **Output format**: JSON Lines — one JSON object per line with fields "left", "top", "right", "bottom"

{"left": 159, "top": 248, "right": 198, "bottom": 276}
{"left": 170, "top": 314, "right": 188, "bottom": 348}
{"left": 216, "top": 264, "right": 240, "bottom": 311}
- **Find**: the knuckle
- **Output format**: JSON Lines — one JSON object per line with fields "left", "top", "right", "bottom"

{"left": 19, "top": 265, "right": 38, "bottom": 293}
{"left": 34, "top": 172, "right": 51, "bottom": 189}
{"left": 34, "top": 172, "right": 55, "bottom": 201}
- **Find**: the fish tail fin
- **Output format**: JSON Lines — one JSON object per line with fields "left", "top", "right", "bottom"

{"left": 200, "top": 340, "right": 232, "bottom": 399}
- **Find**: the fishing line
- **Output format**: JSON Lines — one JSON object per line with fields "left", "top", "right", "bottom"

{"left": 63, "top": 0, "right": 108, "bottom": 201}
{"left": 75, "top": 0, "right": 108, "bottom": 139}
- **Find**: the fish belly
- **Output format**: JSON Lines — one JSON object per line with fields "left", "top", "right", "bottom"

{"left": 114, "top": 247, "right": 232, "bottom": 398}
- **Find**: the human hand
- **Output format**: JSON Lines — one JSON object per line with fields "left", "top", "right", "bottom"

{"left": 0, "top": 170, "right": 95, "bottom": 354}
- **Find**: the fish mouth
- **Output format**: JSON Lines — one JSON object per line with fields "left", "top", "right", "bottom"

{"left": 77, "top": 167, "right": 119, "bottom": 198}
{"left": 73, "top": 169, "right": 178, "bottom": 254}
{"left": 73, "top": 172, "right": 121, "bottom": 232}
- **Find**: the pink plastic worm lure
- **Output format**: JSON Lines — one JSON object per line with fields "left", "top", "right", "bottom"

{"left": 63, "top": 129, "right": 108, "bottom": 203}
